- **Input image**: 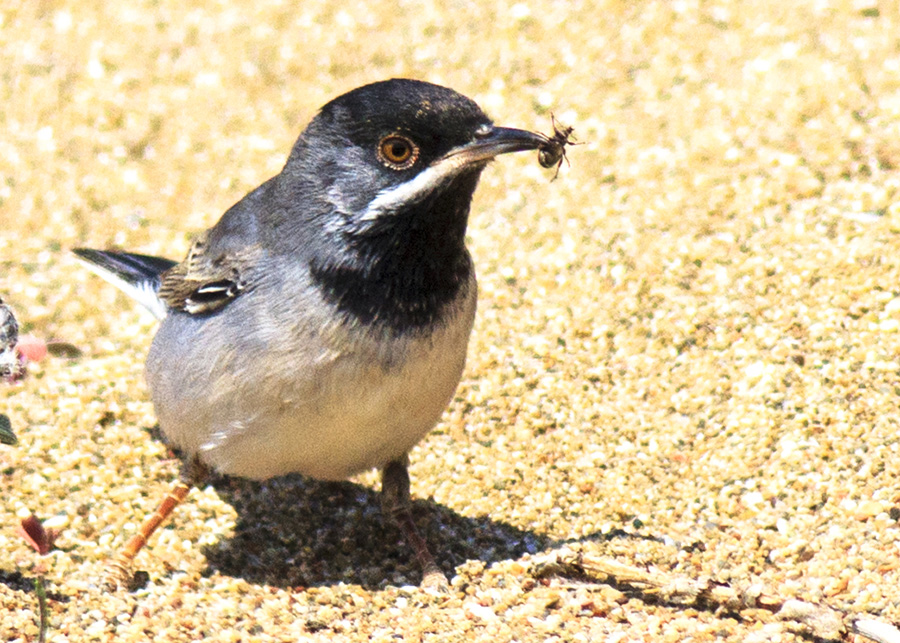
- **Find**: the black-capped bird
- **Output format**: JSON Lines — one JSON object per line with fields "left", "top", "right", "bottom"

{"left": 75, "top": 78, "right": 563, "bottom": 589}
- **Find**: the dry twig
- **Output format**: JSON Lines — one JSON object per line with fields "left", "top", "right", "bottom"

{"left": 530, "top": 546, "right": 900, "bottom": 642}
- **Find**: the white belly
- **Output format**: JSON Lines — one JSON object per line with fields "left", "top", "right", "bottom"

{"left": 145, "top": 281, "right": 476, "bottom": 480}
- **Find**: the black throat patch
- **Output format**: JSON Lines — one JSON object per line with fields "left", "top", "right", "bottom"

{"left": 309, "top": 172, "right": 479, "bottom": 335}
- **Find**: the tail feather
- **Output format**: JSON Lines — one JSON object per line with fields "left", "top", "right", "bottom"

{"left": 73, "top": 248, "right": 176, "bottom": 320}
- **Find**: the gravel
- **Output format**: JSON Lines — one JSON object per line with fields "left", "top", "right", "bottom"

{"left": 2, "top": 1, "right": 900, "bottom": 641}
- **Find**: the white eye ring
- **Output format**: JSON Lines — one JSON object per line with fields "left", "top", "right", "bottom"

{"left": 377, "top": 135, "right": 419, "bottom": 170}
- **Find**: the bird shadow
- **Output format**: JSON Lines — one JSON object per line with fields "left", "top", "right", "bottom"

{"left": 200, "top": 473, "right": 553, "bottom": 590}
{"left": 145, "top": 428, "right": 665, "bottom": 592}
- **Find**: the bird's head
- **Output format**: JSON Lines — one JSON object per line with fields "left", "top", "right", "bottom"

{"left": 280, "top": 78, "right": 547, "bottom": 239}
{"left": 267, "top": 79, "right": 549, "bottom": 332}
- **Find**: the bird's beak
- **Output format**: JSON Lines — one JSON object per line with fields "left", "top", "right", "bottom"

{"left": 439, "top": 126, "right": 550, "bottom": 167}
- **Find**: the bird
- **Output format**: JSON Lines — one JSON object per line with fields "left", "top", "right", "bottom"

{"left": 74, "top": 78, "right": 563, "bottom": 590}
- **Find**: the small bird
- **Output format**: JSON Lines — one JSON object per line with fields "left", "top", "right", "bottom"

{"left": 75, "top": 78, "right": 563, "bottom": 589}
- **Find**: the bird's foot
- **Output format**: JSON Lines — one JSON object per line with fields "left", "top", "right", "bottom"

{"left": 420, "top": 566, "right": 451, "bottom": 594}
{"left": 381, "top": 458, "right": 451, "bottom": 590}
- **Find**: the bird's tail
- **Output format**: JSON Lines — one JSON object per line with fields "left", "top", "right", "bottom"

{"left": 73, "top": 248, "right": 177, "bottom": 320}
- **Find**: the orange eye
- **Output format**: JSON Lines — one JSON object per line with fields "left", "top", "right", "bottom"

{"left": 378, "top": 135, "right": 418, "bottom": 169}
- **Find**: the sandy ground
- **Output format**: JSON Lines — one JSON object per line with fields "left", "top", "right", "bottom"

{"left": 3, "top": 0, "right": 900, "bottom": 641}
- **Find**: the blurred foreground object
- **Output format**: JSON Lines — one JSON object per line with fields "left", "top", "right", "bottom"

{"left": 0, "top": 297, "right": 25, "bottom": 381}
{"left": 0, "top": 414, "right": 16, "bottom": 445}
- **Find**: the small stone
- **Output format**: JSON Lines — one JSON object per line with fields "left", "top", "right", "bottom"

{"left": 855, "top": 501, "right": 886, "bottom": 519}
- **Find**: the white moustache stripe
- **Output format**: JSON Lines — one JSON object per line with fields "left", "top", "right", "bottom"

{"left": 359, "top": 154, "right": 473, "bottom": 222}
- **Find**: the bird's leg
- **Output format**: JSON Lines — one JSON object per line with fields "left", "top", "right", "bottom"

{"left": 381, "top": 457, "right": 449, "bottom": 589}
{"left": 103, "top": 456, "right": 210, "bottom": 590}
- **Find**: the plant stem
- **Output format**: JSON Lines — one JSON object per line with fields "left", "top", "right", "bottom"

{"left": 34, "top": 576, "right": 49, "bottom": 643}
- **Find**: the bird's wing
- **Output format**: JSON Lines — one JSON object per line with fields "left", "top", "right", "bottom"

{"left": 157, "top": 231, "right": 262, "bottom": 316}
{"left": 73, "top": 248, "right": 177, "bottom": 320}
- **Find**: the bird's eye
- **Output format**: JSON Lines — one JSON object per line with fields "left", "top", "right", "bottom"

{"left": 378, "top": 135, "right": 418, "bottom": 170}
